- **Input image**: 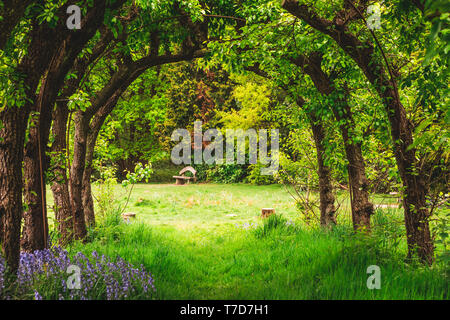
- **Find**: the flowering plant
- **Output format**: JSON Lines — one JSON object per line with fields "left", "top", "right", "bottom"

{"left": 0, "top": 246, "right": 156, "bottom": 300}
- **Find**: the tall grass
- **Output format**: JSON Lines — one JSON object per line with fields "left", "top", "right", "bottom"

{"left": 71, "top": 211, "right": 448, "bottom": 300}
{"left": 41, "top": 183, "right": 447, "bottom": 300}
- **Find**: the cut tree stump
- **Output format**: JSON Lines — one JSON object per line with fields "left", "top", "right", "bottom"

{"left": 122, "top": 212, "right": 136, "bottom": 223}
{"left": 261, "top": 208, "right": 275, "bottom": 218}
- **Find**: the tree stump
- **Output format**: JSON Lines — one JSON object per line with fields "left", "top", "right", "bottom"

{"left": 122, "top": 212, "right": 136, "bottom": 223}
{"left": 261, "top": 208, "right": 275, "bottom": 218}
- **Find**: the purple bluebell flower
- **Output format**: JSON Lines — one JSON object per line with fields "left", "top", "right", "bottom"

{"left": 34, "top": 290, "right": 43, "bottom": 300}
{"left": 3, "top": 245, "right": 156, "bottom": 300}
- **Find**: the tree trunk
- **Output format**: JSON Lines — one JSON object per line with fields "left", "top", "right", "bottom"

{"left": 337, "top": 103, "right": 373, "bottom": 231}
{"left": 298, "top": 95, "right": 336, "bottom": 227}
{"left": 308, "top": 112, "right": 337, "bottom": 227}
{"left": 0, "top": 209, "right": 3, "bottom": 242}
{"left": 48, "top": 27, "right": 116, "bottom": 238}
{"left": 69, "top": 69, "right": 137, "bottom": 238}
{"left": 0, "top": 18, "right": 59, "bottom": 271}
{"left": 21, "top": 111, "right": 48, "bottom": 251}
{"left": 21, "top": 62, "right": 64, "bottom": 250}
{"left": 244, "top": 67, "right": 337, "bottom": 228}
{"left": 70, "top": 111, "right": 89, "bottom": 240}
{"left": 82, "top": 136, "right": 96, "bottom": 228}
{"left": 50, "top": 101, "right": 74, "bottom": 245}
{"left": 0, "top": 108, "right": 29, "bottom": 273}
{"left": 82, "top": 95, "right": 122, "bottom": 227}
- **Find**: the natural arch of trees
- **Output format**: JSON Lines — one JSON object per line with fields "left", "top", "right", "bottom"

{"left": 0, "top": 0, "right": 448, "bottom": 273}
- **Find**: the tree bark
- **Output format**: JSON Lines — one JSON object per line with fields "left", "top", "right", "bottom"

{"left": 21, "top": 109, "right": 49, "bottom": 251}
{"left": 308, "top": 111, "right": 337, "bottom": 227}
{"left": 50, "top": 101, "right": 73, "bottom": 245}
{"left": 0, "top": 18, "right": 62, "bottom": 271}
{"left": 0, "top": 108, "right": 29, "bottom": 273}
{"left": 82, "top": 128, "right": 99, "bottom": 228}
{"left": 81, "top": 80, "right": 136, "bottom": 226}
{"left": 338, "top": 103, "right": 373, "bottom": 230}
{"left": 82, "top": 165, "right": 96, "bottom": 228}
{"left": 71, "top": 69, "right": 136, "bottom": 234}
{"left": 82, "top": 98, "right": 119, "bottom": 227}
{"left": 282, "top": 0, "right": 433, "bottom": 264}
{"left": 70, "top": 111, "right": 89, "bottom": 240}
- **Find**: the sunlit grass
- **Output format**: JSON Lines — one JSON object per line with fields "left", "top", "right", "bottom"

{"left": 47, "top": 183, "right": 447, "bottom": 300}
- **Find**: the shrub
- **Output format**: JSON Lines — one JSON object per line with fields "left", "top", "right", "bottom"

{"left": 245, "top": 163, "right": 275, "bottom": 185}
{"left": 194, "top": 163, "right": 249, "bottom": 183}
{"left": 93, "top": 165, "right": 118, "bottom": 221}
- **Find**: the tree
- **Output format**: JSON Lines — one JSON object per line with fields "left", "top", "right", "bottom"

{"left": 0, "top": 1, "right": 89, "bottom": 271}
{"left": 51, "top": 0, "right": 233, "bottom": 241}
{"left": 21, "top": 0, "right": 126, "bottom": 252}
{"left": 290, "top": 52, "right": 374, "bottom": 230}
{"left": 281, "top": 0, "right": 435, "bottom": 263}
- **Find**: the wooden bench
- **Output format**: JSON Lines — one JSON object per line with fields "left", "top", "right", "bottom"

{"left": 173, "top": 166, "right": 197, "bottom": 185}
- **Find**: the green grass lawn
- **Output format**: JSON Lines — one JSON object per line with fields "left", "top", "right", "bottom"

{"left": 57, "top": 183, "right": 448, "bottom": 300}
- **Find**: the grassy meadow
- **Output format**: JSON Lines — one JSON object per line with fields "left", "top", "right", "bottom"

{"left": 47, "top": 184, "right": 448, "bottom": 300}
